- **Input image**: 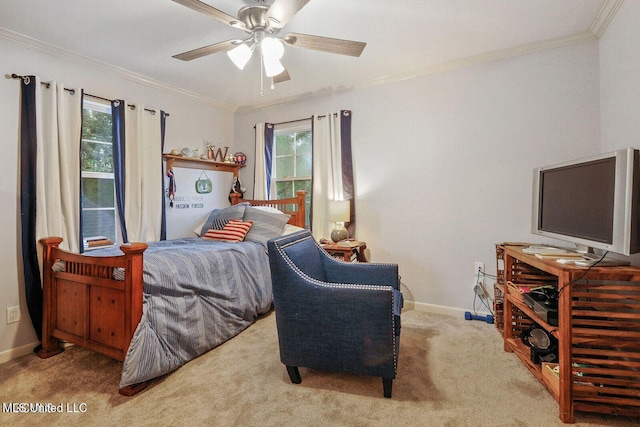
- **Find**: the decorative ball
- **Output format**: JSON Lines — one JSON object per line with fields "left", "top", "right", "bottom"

{"left": 234, "top": 152, "right": 246, "bottom": 164}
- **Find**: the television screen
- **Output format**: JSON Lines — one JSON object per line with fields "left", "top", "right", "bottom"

{"left": 531, "top": 147, "right": 640, "bottom": 256}
{"left": 538, "top": 158, "right": 616, "bottom": 244}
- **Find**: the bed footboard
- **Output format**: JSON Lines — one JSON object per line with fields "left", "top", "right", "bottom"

{"left": 38, "top": 237, "right": 147, "bottom": 363}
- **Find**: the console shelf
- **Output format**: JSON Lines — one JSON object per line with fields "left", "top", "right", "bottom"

{"left": 500, "top": 244, "right": 640, "bottom": 423}
{"left": 506, "top": 292, "right": 559, "bottom": 340}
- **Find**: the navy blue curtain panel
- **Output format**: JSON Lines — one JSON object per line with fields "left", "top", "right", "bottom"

{"left": 309, "top": 118, "right": 315, "bottom": 229}
{"left": 78, "top": 90, "right": 86, "bottom": 252}
{"left": 111, "top": 100, "right": 128, "bottom": 243}
{"left": 264, "top": 123, "right": 275, "bottom": 199}
{"left": 160, "top": 110, "right": 167, "bottom": 240}
{"left": 340, "top": 110, "right": 356, "bottom": 237}
{"left": 19, "top": 76, "right": 43, "bottom": 342}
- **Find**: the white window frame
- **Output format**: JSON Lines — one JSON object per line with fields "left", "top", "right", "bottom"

{"left": 273, "top": 121, "right": 312, "bottom": 195}
{"left": 81, "top": 99, "right": 118, "bottom": 249}
{"left": 273, "top": 121, "right": 312, "bottom": 228}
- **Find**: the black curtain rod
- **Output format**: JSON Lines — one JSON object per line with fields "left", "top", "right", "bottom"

{"left": 317, "top": 112, "right": 346, "bottom": 119}
{"left": 253, "top": 116, "right": 312, "bottom": 129}
{"left": 251, "top": 113, "right": 348, "bottom": 129}
{"left": 11, "top": 73, "right": 169, "bottom": 116}
{"left": 274, "top": 117, "right": 312, "bottom": 126}
{"left": 274, "top": 113, "right": 346, "bottom": 123}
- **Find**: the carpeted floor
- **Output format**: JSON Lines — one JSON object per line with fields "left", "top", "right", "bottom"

{"left": 1, "top": 309, "right": 638, "bottom": 426}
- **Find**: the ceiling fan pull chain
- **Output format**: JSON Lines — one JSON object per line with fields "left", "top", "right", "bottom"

{"left": 260, "top": 55, "right": 265, "bottom": 97}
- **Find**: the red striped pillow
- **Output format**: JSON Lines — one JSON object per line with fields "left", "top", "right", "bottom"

{"left": 203, "top": 219, "right": 253, "bottom": 242}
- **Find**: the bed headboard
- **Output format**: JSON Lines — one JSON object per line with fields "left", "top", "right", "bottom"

{"left": 230, "top": 190, "right": 306, "bottom": 229}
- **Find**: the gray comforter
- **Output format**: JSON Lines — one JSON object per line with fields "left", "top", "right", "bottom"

{"left": 91, "top": 238, "right": 273, "bottom": 387}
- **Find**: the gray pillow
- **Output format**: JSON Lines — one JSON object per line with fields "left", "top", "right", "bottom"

{"left": 243, "top": 206, "right": 291, "bottom": 244}
{"left": 200, "top": 203, "right": 248, "bottom": 236}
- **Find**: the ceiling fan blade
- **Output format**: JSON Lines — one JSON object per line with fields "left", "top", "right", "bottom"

{"left": 266, "top": 0, "right": 311, "bottom": 29}
{"left": 273, "top": 68, "right": 291, "bottom": 84}
{"left": 172, "top": 0, "right": 246, "bottom": 30}
{"left": 282, "top": 33, "right": 366, "bottom": 57}
{"left": 173, "top": 39, "right": 240, "bottom": 61}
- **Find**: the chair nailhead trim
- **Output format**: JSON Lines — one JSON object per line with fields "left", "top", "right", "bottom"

{"left": 272, "top": 235, "right": 399, "bottom": 372}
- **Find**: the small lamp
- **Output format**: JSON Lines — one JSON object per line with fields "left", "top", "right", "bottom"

{"left": 329, "top": 200, "right": 350, "bottom": 242}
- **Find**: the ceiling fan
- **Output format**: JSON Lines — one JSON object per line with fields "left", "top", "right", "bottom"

{"left": 171, "top": 0, "right": 366, "bottom": 86}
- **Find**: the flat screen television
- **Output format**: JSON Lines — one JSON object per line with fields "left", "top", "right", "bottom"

{"left": 531, "top": 147, "right": 640, "bottom": 256}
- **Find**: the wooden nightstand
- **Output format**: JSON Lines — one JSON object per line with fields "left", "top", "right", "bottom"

{"left": 321, "top": 241, "right": 368, "bottom": 262}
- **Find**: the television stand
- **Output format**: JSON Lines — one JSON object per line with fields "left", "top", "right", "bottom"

{"left": 496, "top": 243, "right": 640, "bottom": 423}
{"left": 570, "top": 257, "right": 630, "bottom": 267}
{"left": 523, "top": 245, "right": 631, "bottom": 267}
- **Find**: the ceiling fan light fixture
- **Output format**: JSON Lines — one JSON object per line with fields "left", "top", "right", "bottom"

{"left": 263, "top": 58, "right": 285, "bottom": 77}
{"left": 260, "top": 37, "right": 284, "bottom": 62}
{"left": 171, "top": 0, "right": 365, "bottom": 94}
{"left": 227, "top": 43, "right": 253, "bottom": 70}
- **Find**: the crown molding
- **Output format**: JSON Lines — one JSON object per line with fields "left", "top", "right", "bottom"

{"left": 0, "top": 27, "right": 236, "bottom": 112}
{"left": 236, "top": 30, "right": 598, "bottom": 114}
{"left": 590, "top": 0, "right": 624, "bottom": 38}
{"left": 2, "top": 15, "right": 611, "bottom": 117}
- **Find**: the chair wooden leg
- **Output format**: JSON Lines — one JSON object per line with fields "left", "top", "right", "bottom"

{"left": 286, "top": 366, "right": 302, "bottom": 384}
{"left": 383, "top": 378, "right": 393, "bottom": 398}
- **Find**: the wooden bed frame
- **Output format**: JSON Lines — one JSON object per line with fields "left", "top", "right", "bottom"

{"left": 37, "top": 190, "right": 306, "bottom": 396}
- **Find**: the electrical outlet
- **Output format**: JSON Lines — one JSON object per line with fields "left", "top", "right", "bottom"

{"left": 474, "top": 262, "right": 485, "bottom": 276}
{"left": 7, "top": 306, "right": 20, "bottom": 324}
{"left": 473, "top": 262, "right": 486, "bottom": 296}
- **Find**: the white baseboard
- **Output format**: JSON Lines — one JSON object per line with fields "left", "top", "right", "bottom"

{"left": 404, "top": 300, "right": 492, "bottom": 318}
{"left": 0, "top": 340, "right": 40, "bottom": 364}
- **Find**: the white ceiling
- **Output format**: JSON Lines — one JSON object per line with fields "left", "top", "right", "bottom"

{"left": 0, "top": 0, "right": 619, "bottom": 112}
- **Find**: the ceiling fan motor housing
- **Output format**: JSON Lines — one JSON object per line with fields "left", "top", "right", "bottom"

{"left": 238, "top": 5, "right": 280, "bottom": 35}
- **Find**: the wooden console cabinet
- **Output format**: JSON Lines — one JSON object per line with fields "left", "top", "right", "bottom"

{"left": 498, "top": 244, "right": 640, "bottom": 423}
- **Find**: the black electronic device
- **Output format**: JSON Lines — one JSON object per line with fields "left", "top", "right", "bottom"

{"left": 531, "top": 147, "right": 640, "bottom": 256}
{"left": 523, "top": 288, "right": 558, "bottom": 326}
{"left": 521, "top": 324, "right": 558, "bottom": 365}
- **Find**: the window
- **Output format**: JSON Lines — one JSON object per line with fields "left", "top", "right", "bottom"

{"left": 274, "top": 122, "right": 312, "bottom": 227}
{"left": 81, "top": 99, "right": 117, "bottom": 248}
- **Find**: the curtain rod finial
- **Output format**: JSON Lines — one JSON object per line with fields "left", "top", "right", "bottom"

{"left": 10, "top": 73, "right": 31, "bottom": 85}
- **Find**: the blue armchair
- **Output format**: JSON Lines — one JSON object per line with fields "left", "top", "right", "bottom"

{"left": 267, "top": 230, "right": 403, "bottom": 398}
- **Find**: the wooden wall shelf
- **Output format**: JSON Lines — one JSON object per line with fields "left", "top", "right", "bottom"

{"left": 163, "top": 154, "right": 245, "bottom": 177}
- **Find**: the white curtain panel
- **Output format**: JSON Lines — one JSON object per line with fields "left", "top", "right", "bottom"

{"left": 312, "top": 112, "right": 344, "bottom": 240}
{"left": 253, "top": 123, "right": 269, "bottom": 199}
{"left": 124, "top": 104, "right": 162, "bottom": 242}
{"left": 35, "top": 79, "right": 82, "bottom": 253}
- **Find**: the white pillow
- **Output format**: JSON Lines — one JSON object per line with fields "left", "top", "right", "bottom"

{"left": 252, "top": 206, "right": 306, "bottom": 236}
{"left": 282, "top": 224, "right": 305, "bottom": 235}
{"left": 193, "top": 218, "right": 208, "bottom": 237}
{"left": 243, "top": 207, "right": 291, "bottom": 244}
{"left": 253, "top": 205, "right": 285, "bottom": 214}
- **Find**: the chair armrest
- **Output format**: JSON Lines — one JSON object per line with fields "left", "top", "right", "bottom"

{"left": 322, "top": 256, "right": 400, "bottom": 290}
